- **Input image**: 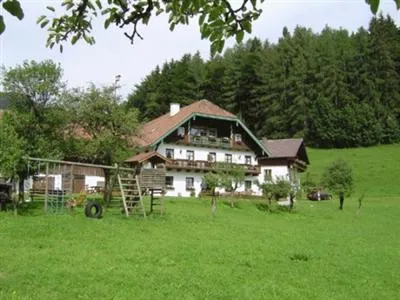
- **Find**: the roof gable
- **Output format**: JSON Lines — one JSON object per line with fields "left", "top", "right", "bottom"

{"left": 125, "top": 151, "right": 170, "bottom": 164}
{"left": 262, "top": 138, "right": 309, "bottom": 164}
{"left": 136, "top": 100, "right": 270, "bottom": 156}
{"left": 137, "top": 99, "right": 235, "bottom": 146}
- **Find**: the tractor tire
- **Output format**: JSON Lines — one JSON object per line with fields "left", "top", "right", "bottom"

{"left": 84, "top": 201, "right": 103, "bottom": 219}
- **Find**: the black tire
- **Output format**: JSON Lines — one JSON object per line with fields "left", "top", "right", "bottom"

{"left": 84, "top": 201, "right": 103, "bottom": 219}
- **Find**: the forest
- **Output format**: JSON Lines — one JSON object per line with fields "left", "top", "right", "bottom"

{"left": 128, "top": 15, "right": 400, "bottom": 148}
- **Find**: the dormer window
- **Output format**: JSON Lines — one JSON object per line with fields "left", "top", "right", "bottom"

{"left": 177, "top": 127, "right": 185, "bottom": 137}
{"left": 234, "top": 134, "right": 242, "bottom": 143}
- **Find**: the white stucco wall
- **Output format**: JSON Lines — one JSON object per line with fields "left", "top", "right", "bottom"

{"left": 164, "top": 171, "right": 262, "bottom": 197}
{"left": 158, "top": 143, "right": 258, "bottom": 165}
{"left": 164, "top": 171, "right": 203, "bottom": 197}
{"left": 258, "top": 165, "right": 290, "bottom": 185}
{"left": 85, "top": 176, "right": 104, "bottom": 188}
{"left": 159, "top": 143, "right": 261, "bottom": 197}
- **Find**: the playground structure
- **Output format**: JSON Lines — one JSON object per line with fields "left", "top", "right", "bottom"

{"left": 26, "top": 157, "right": 166, "bottom": 217}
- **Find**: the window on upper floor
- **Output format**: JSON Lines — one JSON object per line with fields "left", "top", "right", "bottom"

{"left": 225, "top": 154, "right": 232, "bottom": 163}
{"left": 245, "top": 155, "right": 252, "bottom": 165}
{"left": 190, "top": 127, "right": 217, "bottom": 137}
{"left": 234, "top": 134, "right": 242, "bottom": 144}
{"left": 264, "top": 169, "right": 272, "bottom": 182}
{"left": 177, "top": 127, "right": 185, "bottom": 137}
{"left": 208, "top": 152, "right": 216, "bottom": 162}
{"left": 186, "top": 150, "right": 194, "bottom": 161}
{"left": 166, "top": 148, "right": 174, "bottom": 159}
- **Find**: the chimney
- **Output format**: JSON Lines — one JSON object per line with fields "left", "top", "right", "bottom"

{"left": 170, "top": 103, "right": 180, "bottom": 116}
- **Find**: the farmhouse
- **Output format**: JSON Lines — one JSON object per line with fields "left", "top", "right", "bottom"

{"left": 259, "top": 138, "right": 310, "bottom": 190}
{"left": 126, "top": 100, "right": 309, "bottom": 197}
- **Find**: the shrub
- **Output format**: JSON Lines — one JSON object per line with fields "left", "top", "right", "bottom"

{"left": 321, "top": 159, "right": 353, "bottom": 197}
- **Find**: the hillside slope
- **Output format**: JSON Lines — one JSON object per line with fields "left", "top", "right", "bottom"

{"left": 304, "top": 144, "right": 400, "bottom": 197}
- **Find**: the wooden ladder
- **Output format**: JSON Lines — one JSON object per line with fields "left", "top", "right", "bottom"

{"left": 117, "top": 173, "right": 146, "bottom": 218}
{"left": 149, "top": 188, "right": 165, "bottom": 214}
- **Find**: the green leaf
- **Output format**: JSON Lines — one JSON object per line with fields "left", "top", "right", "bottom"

{"left": 242, "top": 20, "right": 252, "bottom": 33}
{"left": 217, "top": 39, "right": 225, "bottom": 53}
{"left": 104, "top": 18, "right": 111, "bottom": 29}
{"left": 198, "top": 13, "right": 206, "bottom": 26}
{"left": 59, "top": 44, "right": 63, "bottom": 53}
{"left": 40, "top": 20, "right": 49, "bottom": 28}
{"left": 3, "top": 0, "right": 24, "bottom": 20}
{"left": 0, "top": 16, "right": 5, "bottom": 34}
{"left": 95, "top": 0, "right": 102, "bottom": 9}
{"left": 210, "top": 41, "right": 218, "bottom": 57}
{"left": 46, "top": 6, "right": 55, "bottom": 12}
{"left": 395, "top": 0, "right": 400, "bottom": 9}
{"left": 36, "top": 15, "right": 46, "bottom": 24}
{"left": 71, "top": 35, "right": 79, "bottom": 45}
{"left": 367, "top": 0, "right": 380, "bottom": 14}
{"left": 236, "top": 30, "right": 244, "bottom": 44}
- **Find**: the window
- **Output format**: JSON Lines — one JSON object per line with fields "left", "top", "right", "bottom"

{"left": 245, "top": 155, "right": 252, "bottom": 165}
{"left": 208, "top": 152, "right": 216, "bottom": 162}
{"left": 190, "top": 127, "right": 217, "bottom": 137}
{"left": 225, "top": 154, "right": 232, "bottom": 163}
{"left": 165, "top": 176, "right": 174, "bottom": 189}
{"left": 186, "top": 177, "right": 194, "bottom": 190}
{"left": 264, "top": 169, "right": 272, "bottom": 182}
{"left": 234, "top": 134, "right": 242, "bottom": 143}
{"left": 177, "top": 127, "right": 185, "bottom": 137}
{"left": 166, "top": 148, "right": 174, "bottom": 159}
{"left": 245, "top": 180, "right": 252, "bottom": 191}
{"left": 187, "top": 150, "right": 194, "bottom": 161}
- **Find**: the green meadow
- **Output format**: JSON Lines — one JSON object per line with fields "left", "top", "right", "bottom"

{"left": 1, "top": 144, "right": 400, "bottom": 299}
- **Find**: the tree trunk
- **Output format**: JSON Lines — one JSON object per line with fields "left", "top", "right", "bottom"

{"left": 339, "top": 192, "right": 344, "bottom": 210}
{"left": 289, "top": 193, "right": 294, "bottom": 210}
{"left": 211, "top": 188, "right": 217, "bottom": 216}
{"left": 103, "top": 169, "right": 112, "bottom": 206}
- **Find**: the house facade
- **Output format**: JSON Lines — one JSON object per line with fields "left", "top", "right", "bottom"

{"left": 126, "top": 100, "right": 310, "bottom": 197}
{"left": 127, "top": 100, "right": 270, "bottom": 197}
{"left": 258, "top": 138, "right": 310, "bottom": 191}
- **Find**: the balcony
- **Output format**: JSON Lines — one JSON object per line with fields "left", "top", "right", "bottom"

{"left": 175, "top": 135, "right": 250, "bottom": 151}
{"left": 165, "top": 159, "right": 260, "bottom": 175}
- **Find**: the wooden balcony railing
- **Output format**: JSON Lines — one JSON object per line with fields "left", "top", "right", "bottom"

{"left": 165, "top": 159, "right": 260, "bottom": 175}
{"left": 173, "top": 135, "right": 249, "bottom": 150}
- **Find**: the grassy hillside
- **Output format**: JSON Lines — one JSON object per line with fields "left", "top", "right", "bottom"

{"left": 1, "top": 198, "right": 400, "bottom": 299}
{"left": 304, "top": 144, "right": 400, "bottom": 197}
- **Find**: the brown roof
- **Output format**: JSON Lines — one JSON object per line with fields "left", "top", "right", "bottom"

{"left": 125, "top": 151, "right": 170, "bottom": 163}
{"left": 262, "top": 138, "right": 309, "bottom": 164}
{"left": 136, "top": 99, "right": 236, "bottom": 147}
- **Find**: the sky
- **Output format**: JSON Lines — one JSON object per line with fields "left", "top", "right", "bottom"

{"left": 0, "top": 0, "right": 399, "bottom": 98}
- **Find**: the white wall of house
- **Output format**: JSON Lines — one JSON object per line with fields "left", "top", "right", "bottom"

{"left": 164, "top": 171, "right": 203, "bottom": 197}
{"left": 164, "top": 171, "right": 261, "bottom": 197}
{"left": 158, "top": 143, "right": 262, "bottom": 197}
{"left": 85, "top": 176, "right": 104, "bottom": 188}
{"left": 258, "top": 165, "right": 290, "bottom": 185}
{"left": 158, "top": 143, "right": 258, "bottom": 165}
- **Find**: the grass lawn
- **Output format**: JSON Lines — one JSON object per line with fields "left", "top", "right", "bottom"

{"left": 305, "top": 144, "right": 400, "bottom": 197}
{"left": 1, "top": 196, "right": 400, "bottom": 299}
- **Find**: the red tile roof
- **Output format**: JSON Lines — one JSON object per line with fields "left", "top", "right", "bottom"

{"left": 136, "top": 99, "right": 236, "bottom": 147}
